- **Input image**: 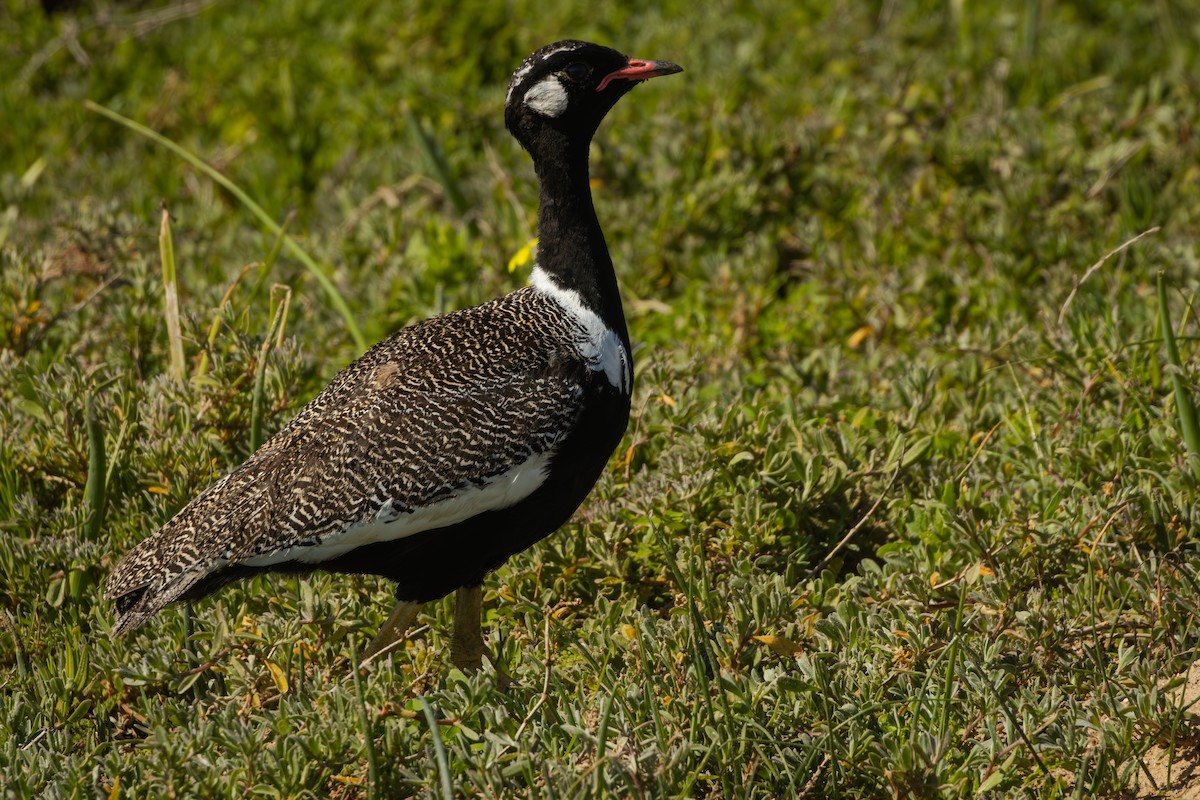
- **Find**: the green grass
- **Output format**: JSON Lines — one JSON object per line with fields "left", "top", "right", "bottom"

{"left": 4, "top": 0, "right": 1200, "bottom": 796}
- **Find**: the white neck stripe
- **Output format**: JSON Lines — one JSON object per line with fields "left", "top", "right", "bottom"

{"left": 531, "top": 266, "right": 631, "bottom": 393}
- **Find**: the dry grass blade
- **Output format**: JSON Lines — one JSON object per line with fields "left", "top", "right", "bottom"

{"left": 1058, "top": 226, "right": 1161, "bottom": 327}
{"left": 159, "top": 204, "right": 186, "bottom": 382}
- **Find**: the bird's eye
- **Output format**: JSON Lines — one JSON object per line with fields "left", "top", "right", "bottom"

{"left": 563, "top": 62, "right": 592, "bottom": 82}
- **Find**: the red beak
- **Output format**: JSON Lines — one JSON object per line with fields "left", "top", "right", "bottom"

{"left": 597, "top": 58, "right": 684, "bottom": 92}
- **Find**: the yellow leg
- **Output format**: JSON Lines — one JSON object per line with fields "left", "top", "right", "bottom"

{"left": 450, "top": 585, "right": 485, "bottom": 672}
{"left": 361, "top": 599, "right": 420, "bottom": 664}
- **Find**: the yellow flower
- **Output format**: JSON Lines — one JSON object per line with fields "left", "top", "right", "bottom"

{"left": 507, "top": 238, "right": 539, "bottom": 273}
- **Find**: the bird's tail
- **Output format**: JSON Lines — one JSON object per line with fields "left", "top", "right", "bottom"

{"left": 103, "top": 492, "right": 245, "bottom": 637}
{"left": 104, "top": 531, "right": 207, "bottom": 636}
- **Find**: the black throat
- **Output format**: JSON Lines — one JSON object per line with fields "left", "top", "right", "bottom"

{"left": 529, "top": 130, "right": 630, "bottom": 350}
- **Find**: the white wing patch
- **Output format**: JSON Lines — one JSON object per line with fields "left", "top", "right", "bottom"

{"left": 238, "top": 451, "right": 553, "bottom": 567}
{"left": 531, "top": 266, "right": 631, "bottom": 393}
{"left": 523, "top": 76, "right": 569, "bottom": 118}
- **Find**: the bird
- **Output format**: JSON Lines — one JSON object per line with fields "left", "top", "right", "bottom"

{"left": 104, "top": 40, "right": 683, "bottom": 671}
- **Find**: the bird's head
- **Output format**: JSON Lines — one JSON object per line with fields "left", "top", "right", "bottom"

{"left": 505, "top": 40, "right": 682, "bottom": 154}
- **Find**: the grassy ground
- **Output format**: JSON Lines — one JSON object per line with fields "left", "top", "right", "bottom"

{"left": 3, "top": 0, "right": 1200, "bottom": 796}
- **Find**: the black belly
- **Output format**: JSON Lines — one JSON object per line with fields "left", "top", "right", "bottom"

{"left": 313, "top": 382, "right": 630, "bottom": 602}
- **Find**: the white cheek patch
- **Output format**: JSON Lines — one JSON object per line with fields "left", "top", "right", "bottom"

{"left": 524, "top": 76, "right": 569, "bottom": 118}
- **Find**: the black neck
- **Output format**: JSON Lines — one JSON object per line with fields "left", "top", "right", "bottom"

{"left": 532, "top": 133, "right": 629, "bottom": 345}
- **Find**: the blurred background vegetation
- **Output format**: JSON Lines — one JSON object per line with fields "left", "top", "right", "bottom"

{"left": 3, "top": 0, "right": 1200, "bottom": 796}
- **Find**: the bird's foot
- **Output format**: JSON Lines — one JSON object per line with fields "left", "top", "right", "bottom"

{"left": 449, "top": 626, "right": 485, "bottom": 673}
{"left": 449, "top": 584, "right": 513, "bottom": 687}
{"left": 450, "top": 585, "right": 485, "bottom": 672}
{"left": 450, "top": 636, "right": 515, "bottom": 689}
{"left": 360, "top": 600, "right": 421, "bottom": 665}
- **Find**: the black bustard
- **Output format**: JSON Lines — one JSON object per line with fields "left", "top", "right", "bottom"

{"left": 105, "top": 41, "right": 682, "bottom": 670}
